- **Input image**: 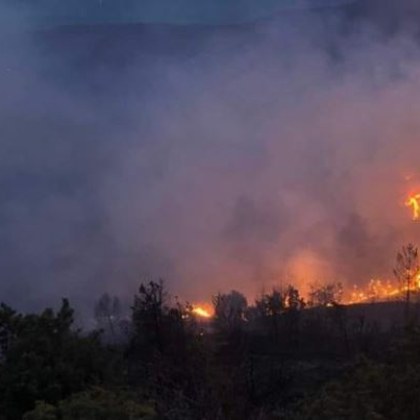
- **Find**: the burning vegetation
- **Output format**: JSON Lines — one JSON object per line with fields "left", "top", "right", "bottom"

{"left": 190, "top": 241, "right": 420, "bottom": 319}
{"left": 3, "top": 159, "right": 419, "bottom": 420}
{"left": 406, "top": 193, "right": 420, "bottom": 221}
{"left": 345, "top": 198, "right": 420, "bottom": 305}
{"left": 191, "top": 304, "right": 213, "bottom": 319}
{"left": 346, "top": 243, "right": 420, "bottom": 305}
{"left": 182, "top": 189, "right": 420, "bottom": 316}
{"left": 2, "top": 193, "right": 420, "bottom": 418}
{"left": 3, "top": 255, "right": 420, "bottom": 419}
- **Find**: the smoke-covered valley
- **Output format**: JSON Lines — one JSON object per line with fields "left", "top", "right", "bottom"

{"left": 2, "top": 0, "right": 420, "bottom": 316}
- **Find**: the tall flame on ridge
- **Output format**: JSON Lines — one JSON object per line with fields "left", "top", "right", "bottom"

{"left": 406, "top": 193, "right": 420, "bottom": 220}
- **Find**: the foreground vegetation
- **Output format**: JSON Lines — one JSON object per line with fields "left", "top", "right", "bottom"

{"left": 2, "top": 274, "right": 420, "bottom": 419}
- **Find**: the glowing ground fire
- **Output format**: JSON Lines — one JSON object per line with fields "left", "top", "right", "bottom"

{"left": 190, "top": 275, "right": 420, "bottom": 316}
{"left": 346, "top": 274, "right": 420, "bottom": 305}
{"left": 192, "top": 306, "right": 212, "bottom": 318}
{"left": 406, "top": 193, "right": 420, "bottom": 220}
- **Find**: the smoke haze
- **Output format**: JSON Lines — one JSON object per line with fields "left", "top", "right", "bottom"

{"left": 2, "top": 1, "right": 420, "bottom": 314}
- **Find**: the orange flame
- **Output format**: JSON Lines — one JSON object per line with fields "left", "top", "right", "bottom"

{"left": 346, "top": 274, "right": 420, "bottom": 305}
{"left": 406, "top": 193, "right": 420, "bottom": 220}
{"left": 192, "top": 305, "right": 213, "bottom": 319}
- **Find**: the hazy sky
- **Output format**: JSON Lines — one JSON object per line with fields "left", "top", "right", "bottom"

{"left": 2, "top": 1, "right": 420, "bottom": 315}
{"left": 0, "top": 0, "right": 354, "bottom": 27}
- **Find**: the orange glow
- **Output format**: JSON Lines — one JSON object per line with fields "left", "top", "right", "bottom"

{"left": 192, "top": 305, "right": 213, "bottom": 319}
{"left": 406, "top": 193, "right": 420, "bottom": 220}
{"left": 345, "top": 275, "right": 420, "bottom": 305}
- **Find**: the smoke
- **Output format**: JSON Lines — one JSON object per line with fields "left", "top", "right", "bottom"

{"left": 2, "top": 1, "right": 420, "bottom": 313}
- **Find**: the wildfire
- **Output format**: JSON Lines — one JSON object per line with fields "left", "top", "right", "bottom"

{"left": 406, "top": 193, "right": 420, "bottom": 220}
{"left": 347, "top": 279, "right": 397, "bottom": 304}
{"left": 346, "top": 275, "right": 420, "bottom": 305}
{"left": 192, "top": 305, "right": 213, "bottom": 319}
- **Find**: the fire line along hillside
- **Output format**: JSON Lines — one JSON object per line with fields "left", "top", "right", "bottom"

{"left": 3, "top": 279, "right": 420, "bottom": 419}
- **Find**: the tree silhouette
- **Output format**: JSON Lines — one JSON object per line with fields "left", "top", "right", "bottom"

{"left": 308, "top": 282, "right": 343, "bottom": 307}
{"left": 394, "top": 243, "right": 419, "bottom": 321}
{"left": 0, "top": 300, "right": 115, "bottom": 420}
{"left": 212, "top": 290, "right": 247, "bottom": 334}
{"left": 94, "top": 293, "right": 122, "bottom": 342}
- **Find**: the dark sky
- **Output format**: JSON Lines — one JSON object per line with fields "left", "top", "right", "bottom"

{"left": 0, "top": 0, "right": 354, "bottom": 27}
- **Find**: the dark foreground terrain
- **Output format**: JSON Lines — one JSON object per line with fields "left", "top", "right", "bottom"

{"left": 1, "top": 282, "right": 420, "bottom": 419}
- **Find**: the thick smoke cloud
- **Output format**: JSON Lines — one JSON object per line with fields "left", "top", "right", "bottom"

{"left": 2, "top": 1, "right": 420, "bottom": 314}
